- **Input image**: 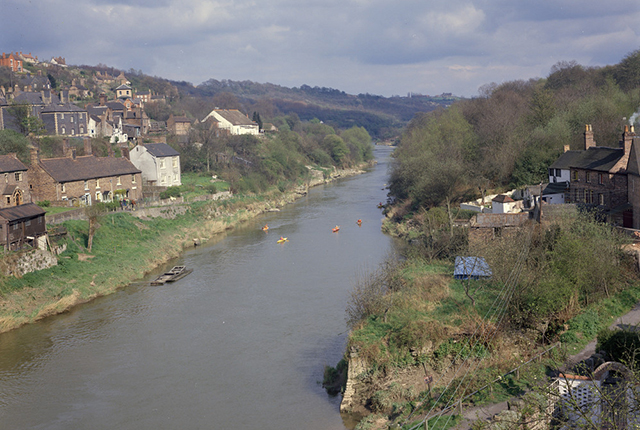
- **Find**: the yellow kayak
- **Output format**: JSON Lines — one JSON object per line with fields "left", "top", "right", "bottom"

{"left": 277, "top": 237, "right": 289, "bottom": 243}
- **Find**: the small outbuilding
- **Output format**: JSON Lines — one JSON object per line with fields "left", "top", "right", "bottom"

{"left": 454, "top": 256, "right": 492, "bottom": 280}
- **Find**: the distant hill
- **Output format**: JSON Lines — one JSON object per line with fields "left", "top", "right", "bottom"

{"left": 175, "top": 78, "right": 460, "bottom": 139}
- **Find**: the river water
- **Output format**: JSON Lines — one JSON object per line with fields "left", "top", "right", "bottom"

{"left": 0, "top": 146, "right": 397, "bottom": 430}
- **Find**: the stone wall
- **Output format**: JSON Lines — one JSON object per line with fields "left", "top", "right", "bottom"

{"left": 2, "top": 249, "right": 58, "bottom": 277}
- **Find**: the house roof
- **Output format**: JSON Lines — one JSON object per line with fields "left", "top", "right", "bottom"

{"left": 171, "top": 116, "right": 191, "bottom": 123}
{"left": 492, "top": 194, "right": 514, "bottom": 203}
{"left": 141, "top": 143, "right": 180, "bottom": 158}
{"left": 549, "top": 147, "right": 625, "bottom": 173}
{"left": 454, "top": 256, "right": 492, "bottom": 279}
{"left": 543, "top": 182, "right": 569, "bottom": 195}
{"left": 212, "top": 109, "right": 256, "bottom": 126}
{"left": 39, "top": 155, "right": 141, "bottom": 183}
{"left": 1, "top": 184, "right": 17, "bottom": 196}
{"left": 116, "top": 84, "right": 132, "bottom": 90}
{"left": 0, "top": 203, "right": 45, "bottom": 222}
{"left": 40, "top": 103, "right": 86, "bottom": 113}
{"left": 0, "top": 154, "right": 27, "bottom": 173}
{"left": 13, "top": 90, "right": 60, "bottom": 105}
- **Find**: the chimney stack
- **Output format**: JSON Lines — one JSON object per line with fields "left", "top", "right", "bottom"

{"left": 71, "top": 148, "right": 76, "bottom": 160}
{"left": 120, "top": 145, "right": 130, "bottom": 160}
{"left": 584, "top": 124, "right": 595, "bottom": 150}
{"left": 29, "top": 147, "right": 39, "bottom": 165}
{"left": 622, "top": 124, "right": 635, "bottom": 156}
{"left": 99, "top": 93, "right": 107, "bottom": 106}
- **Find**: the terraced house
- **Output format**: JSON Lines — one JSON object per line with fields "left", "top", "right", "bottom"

{"left": 28, "top": 141, "right": 142, "bottom": 206}
{"left": 548, "top": 125, "right": 639, "bottom": 227}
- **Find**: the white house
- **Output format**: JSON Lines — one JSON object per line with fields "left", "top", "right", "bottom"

{"left": 202, "top": 109, "right": 259, "bottom": 135}
{"left": 129, "top": 142, "right": 181, "bottom": 187}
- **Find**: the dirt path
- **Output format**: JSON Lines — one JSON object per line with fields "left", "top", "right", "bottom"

{"left": 454, "top": 301, "right": 640, "bottom": 429}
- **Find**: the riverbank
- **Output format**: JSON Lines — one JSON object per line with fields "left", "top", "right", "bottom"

{"left": 0, "top": 163, "right": 371, "bottom": 334}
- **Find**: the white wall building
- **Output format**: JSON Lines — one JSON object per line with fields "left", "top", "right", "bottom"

{"left": 202, "top": 109, "right": 259, "bottom": 135}
{"left": 129, "top": 142, "right": 181, "bottom": 187}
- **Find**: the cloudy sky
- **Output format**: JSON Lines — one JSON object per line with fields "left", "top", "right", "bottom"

{"left": 3, "top": 0, "right": 640, "bottom": 97}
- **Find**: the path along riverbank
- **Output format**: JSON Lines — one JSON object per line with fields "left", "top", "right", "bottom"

{"left": 0, "top": 164, "right": 371, "bottom": 334}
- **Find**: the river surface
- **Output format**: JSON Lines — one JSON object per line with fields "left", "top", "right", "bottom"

{"left": 0, "top": 146, "right": 397, "bottom": 430}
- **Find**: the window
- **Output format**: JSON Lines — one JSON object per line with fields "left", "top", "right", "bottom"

{"left": 60, "top": 113, "right": 64, "bottom": 120}
{"left": 61, "top": 127, "right": 66, "bottom": 134}
{"left": 4, "top": 173, "right": 7, "bottom": 183}
{"left": 96, "top": 179, "right": 100, "bottom": 189}
{"left": 599, "top": 193, "right": 604, "bottom": 205}
{"left": 117, "top": 176, "right": 122, "bottom": 185}
{"left": 14, "top": 172, "right": 22, "bottom": 181}
{"left": 12, "top": 223, "right": 18, "bottom": 230}
{"left": 131, "top": 174, "right": 136, "bottom": 183}
{"left": 173, "top": 157, "right": 178, "bottom": 168}
{"left": 84, "top": 181, "right": 89, "bottom": 190}
{"left": 159, "top": 159, "right": 166, "bottom": 169}
{"left": 572, "top": 170, "right": 579, "bottom": 181}
{"left": 70, "top": 117, "right": 74, "bottom": 123}
{"left": 61, "top": 183, "right": 66, "bottom": 193}
{"left": 598, "top": 173, "right": 603, "bottom": 185}
{"left": 71, "top": 129, "right": 75, "bottom": 135}
{"left": 585, "top": 172, "right": 591, "bottom": 183}
{"left": 556, "top": 169, "right": 562, "bottom": 176}
{"left": 6, "top": 196, "right": 10, "bottom": 205}
{"left": 25, "top": 220, "right": 31, "bottom": 227}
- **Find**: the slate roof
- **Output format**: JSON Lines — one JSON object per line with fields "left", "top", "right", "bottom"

{"left": 40, "top": 103, "right": 86, "bottom": 113}
{"left": 1, "top": 184, "right": 17, "bottom": 195}
{"left": 454, "top": 256, "right": 492, "bottom": 279}
{"left": 543, "top": 182, "right": 569, "bottom": 194}
{"left": 0, "top": 154, "right": 27, "bottom": 173}
{"left": 13, "top": 91, "right": 60, "bottom": 105}
{"left": 549, "top": 147, "right": 624, "bottom": 172}
{"left": 141, "top": 143, "right": 180, "bottom": 158}
{"left": 39, "top": 155, "right": 141, "bottom": 183}
{"left": 214, "top": 109, "right": 256, "bottom": 126}
{"left": 116, "top": 84, "right": 132, "bottom": 90}
{"left": 0, "top": 203, "right": 45, "bottom": 222}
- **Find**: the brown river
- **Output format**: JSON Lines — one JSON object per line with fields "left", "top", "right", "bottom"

{"left": 0, "top": 146, "right": 398, "bottom": 430}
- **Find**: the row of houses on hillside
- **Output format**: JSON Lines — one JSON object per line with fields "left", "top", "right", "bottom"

{"left": 465, "top": 125, "right": 640, "bottom": 230}
{"left": 0, "top": 139, "right": 181, "bottom": 250}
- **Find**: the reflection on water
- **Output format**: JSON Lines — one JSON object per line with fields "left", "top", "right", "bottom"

{"left": 0, "top": 147, "right": 396, "bottom": 430}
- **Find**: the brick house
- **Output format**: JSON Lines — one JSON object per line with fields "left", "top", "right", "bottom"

{"left": 129, "top": 142, "right": 181, "bottom": 187}
{"left": 0, "top": 52, "right": 23, "bottom": 72}
{"left": 0, "top": 154, "right": 30, "bottom": 208}
{"left": 28, "top": 142, "right": 142, "bottom": 206}
{"left": 0, "top": 203, "right": 46, "bottom": 250}
{"left": 548, "top": 125, "right": 637, "bottom": 227}
{"left": 167, "top": 114, "right": 191, "bottom": 135}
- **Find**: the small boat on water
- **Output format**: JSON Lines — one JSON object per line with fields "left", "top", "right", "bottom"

{"left": 332, "top": 226, "right": 340, "bottom": 232}
{"left": 356, "top": 219, "right": 362, "bottom": 226}
{"left": 277, "top": 237, "right": 289, "bottom": 243}
{"left": 262, "top": 224, "right": 269, "bottom": 231}
{"left": 150, "top": 266, "right": 193, "bottom": 285}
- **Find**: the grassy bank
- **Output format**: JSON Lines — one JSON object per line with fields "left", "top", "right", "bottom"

{"left": 0, "top": 186, "right": 318, "bottom": 333}
{"left": 334, "top": 210, "right": 640, "bottom": 429}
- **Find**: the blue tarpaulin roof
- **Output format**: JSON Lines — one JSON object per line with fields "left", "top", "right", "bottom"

{"left": 454, "top": 256, "right": 492, "bottom": 280}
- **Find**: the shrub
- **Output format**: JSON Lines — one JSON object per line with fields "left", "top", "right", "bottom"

{"left": 160, "top": 186, "right": 181, "bottom": 199}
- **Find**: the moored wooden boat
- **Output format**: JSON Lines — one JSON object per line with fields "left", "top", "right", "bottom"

{"left": 150, "top": 266, "right": 192, "bottom": 285}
